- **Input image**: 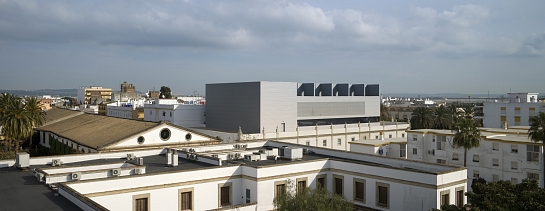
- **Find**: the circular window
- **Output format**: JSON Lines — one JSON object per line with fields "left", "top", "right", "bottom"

{"left": 160, "top": 128, "right": 171, "bottom": 141}
{"left": 137, "top": 136, "right": 145, "bottom": 144}
{"left": 185, "top": 133, "right": 192, "bottom": 141}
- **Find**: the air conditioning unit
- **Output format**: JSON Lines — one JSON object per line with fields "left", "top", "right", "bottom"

{"left": 111, "top": 168, "right": 121, "bottom": 176}
{"left": 193, "top": 155, "right": 198, "bottom": 160}
{"left": 241, "top": 144, "right": 247, "bottom": 148}
{"left": 211, "top": 154, "right": 218, "bottom": 158}
{"left": 189, "top": 148, "right": 195, "bottom": 153}
{"left": 186, "top": 153, "right": 191, "bottom": 158}
{"left": 126, "top": 153, "right": 135, "bottom": 160}
{"left": 52, "top": 159, "right": 62, "bottom": 167}
{"left": 71, "top": 172, "right": 81, "bottom": 181}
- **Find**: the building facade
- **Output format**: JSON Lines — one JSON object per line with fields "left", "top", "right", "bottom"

{"left": 482, "top": 93, "right": 545, "bottom": 128}
{"left": 206, "top": 82, "right": 380, "bottom": 134}
{"left": 406, "top": 127, "right": 543, "bottom": 188}
{"left": 144, "top": 99, "right": 206, "bottom": 128}
{"left": 77, "top": 86, "right": 113, "bottom": 105}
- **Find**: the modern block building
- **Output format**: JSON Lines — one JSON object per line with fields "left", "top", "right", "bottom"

{"left": 77, "top": 86, "right": 113, "bottom": 105}
{"left": 482, "top": 92, "right": 544, "bottom": 128}
{"left": 406, "top": 126, "right": 543, "bottom": 188}
{"left": 205, "top": 82, "right": 380, "bottom": 134}
{"left": 144, "top": 99, "right": 206, "bottom": 128}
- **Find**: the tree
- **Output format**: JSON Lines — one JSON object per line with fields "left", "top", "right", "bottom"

{"left": 452, "top": 117, "right": 481, "bottom": 167}
{"left": 410, "top": 107, "right": 434, "bottom": 129}
{"left": 0, "top": 98, "right": 33, "bottom": 153}
{"left": 380, "top": 104, "right": 391, "bottom": 121}
{"left": 274, "top": 180, "right": 353, "bottom": 211}
{"left": 433, "top": 105, "right": 454, "bottom": 130}
{"left": 159, "top": 86, "right": 172, "bottom": 99}
{"left": 528, "top": 112, "right": 545, "bottom": 188}
{"left": 0, "top": 93, "right": 18, "bottom": 152}
{"left": 23, "top": 97, "right": 45, "bottom": 150}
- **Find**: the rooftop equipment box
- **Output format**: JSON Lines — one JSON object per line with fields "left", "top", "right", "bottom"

{"left": 284, "top": 148, "right": 303, "bottom": 160}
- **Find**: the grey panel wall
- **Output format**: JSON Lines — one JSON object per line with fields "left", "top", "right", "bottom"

{"left": 296, "top": 96, "right": 380, "bottom": 120}
{"left": 205, "top": 82, "right": 261, "bottom": 133}
{"left": 260, "top": 82, "right": 298, "bottom": 132}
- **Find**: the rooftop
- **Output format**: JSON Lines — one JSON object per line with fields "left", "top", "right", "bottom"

{"left": 350, "top": 137, "right": 407, "bottom": 147}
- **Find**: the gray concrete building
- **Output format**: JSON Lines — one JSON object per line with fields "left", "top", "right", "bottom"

{"left": 205, "top": 81, "right": 380, "bottom": 133}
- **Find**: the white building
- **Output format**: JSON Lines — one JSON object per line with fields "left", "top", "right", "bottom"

{"left": 144, "top": 99, "right": 206, "bottom": 127}
{"left": 1, "top": 140, "right": 468, "bottom": 211}
{"left": 482, "top": 92, "right": 545, "bottom": 128}
{"left": 107, "top": 99, "right": 147, "bottom": 120}
{"left": 406, "top": 126, "right": 543, "bottom": 188}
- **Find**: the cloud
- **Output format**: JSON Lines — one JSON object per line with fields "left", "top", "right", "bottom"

{"left": 0, "top": 0, "right": 542, "bottom": 58}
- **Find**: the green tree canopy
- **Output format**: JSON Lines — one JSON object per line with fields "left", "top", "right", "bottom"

{"left": 274, "top": 180, "right": 353, "bottom": 211}
{"left": 380, "top": 104, "right": 391, "bottom": 121}
{"left": 159, "top": 86, "right": 172, "bottom": 99}
{"left": 433, "top": 105, "right": 454, "bottom": 130}
{"left": 410, "top": 107, "right": 434, "bottom": 129}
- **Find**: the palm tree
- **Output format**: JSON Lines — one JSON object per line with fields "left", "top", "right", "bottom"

{"left": 24, "top": 97, "right": 45, "bottom": 150}
{"left": 528, "top": 112, "right": 545, "bottom": 188}
{"left": 0, "top": 93, "right": 18, "bottom": 152}
{"left": 410, "top": 107, "right": 434, "bottom": 129}
{"left": 433, "top": 105, "right": 454, "bottom": 130}
{"left": 452, "top": 117, "right": 482, "bottom": 167}
{"left": 0, "top": 99, "right": 34, "bottom": 153}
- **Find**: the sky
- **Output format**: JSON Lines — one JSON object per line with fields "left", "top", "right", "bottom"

{"left": 0, "top": 0, "right": 544, "bottom": 96}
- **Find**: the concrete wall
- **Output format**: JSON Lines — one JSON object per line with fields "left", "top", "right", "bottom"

{"left": 206, "top": 82, "right": 262, "bottom": 133}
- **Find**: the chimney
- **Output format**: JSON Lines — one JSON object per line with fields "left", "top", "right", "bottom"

{"left": 172, "top": 150, "right": 178, "bottom": 167}
{"left": 502, "top": 121, "right": 508, "bottom": 130}
{"left": 167, "top": 148, "right": 172, "bottom": 165}
{"left": 137, "top": 157, "right": 144, "bottom": 165}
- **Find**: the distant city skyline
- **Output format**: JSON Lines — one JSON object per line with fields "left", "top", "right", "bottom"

{"left": 1, "top": 0, "right": 544, "bottom": 95}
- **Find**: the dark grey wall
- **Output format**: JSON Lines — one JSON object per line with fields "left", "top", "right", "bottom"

{"left": 205, "top": 82, "right": 261, "bottom": 133}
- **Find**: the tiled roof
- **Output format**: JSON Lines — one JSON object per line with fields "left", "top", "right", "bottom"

{"left": 43, "top": 108, "right": 83, "bottom": 126}
{"left": 37, "top": 113, "right": 161, "bottom": 149}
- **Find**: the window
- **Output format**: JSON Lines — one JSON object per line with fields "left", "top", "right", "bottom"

{"left": 473, "top": 170, "right": 480, "bottom": 178}
{"left": 351, "top": 137, "right": 355, "bottom": 142}
{"left": 440, "top": 190, "right": 450, "bottom": 206}
{"left": 306, "top": 141, "right": 310, "bottom": 146}
{"left": 400, "top": 144, "right": 406, "bottom": 157}
{"left": 529, "top": 108, "right": 536, "bottom": 116}
{"left": 511, "top": 161, "right": 518, "bottom": 170}
{"left": 436, "top": 136, "right": 446, "bottom": 150}
{"left": 515, "top": 116, "right": 521, "bottom": 126}
{"left": 511, "top": 178, "right": 518, "bottom": 184}
{"left": 274, "top": 181, "right": 286, "bottom": 198}
{"left": 452, "top": 153, "right": 459, "bottom": 161}
{"left": 389, "top": 134, "right": 392, "bottom": 138}
{"left": 160, "top": 128, "right": 171, "bottom": 141}
{"left": 528, "top": 172, "right": 539, "bottom": 180}
{"left": 363, "top": 136, "right": 367, "bottom": 140}
{"left": 473, "top": 155, "right": 479, "bottom": 162}
{"left": 354, "top": 178, "right": 366, "bottom": 203}
{"left": 179, "top": 188, "right": 193, "bottom": 211}
{"left": 337, "top": 139, "right": 342, "bottom": 146}
{"left": 500, "top": 107, "right": 506, "bottom": 114}
{"left": 412, "top": 135, "right": 418, "bottom": 141}
{"left": 437, "top": 159, "right": 446, "bottom": 164}
{"left": 333, "top": 175, "right": 344, "bottom": 196}
{"left": 412, "top": 148, "right": 418, "bottom": 155}
{"left": 296, "top": 177, "right": 307, "bottom": 194}
{"left": 515, "top": 107, "right": 521, "bottom": 115}
{"left": 511, "top": 145, "right": 518, "bottom": 153}
{"left": 246, "top": 189, "right": 251, "bottom": 204}
{"left": 492, "top": 143, "right": 499, "bottom": 151}
{"left": 323, "top": 140, "right": 327, "bottom": 146}
{"left": 501, "top": 116, "right": 506, "bottom": 122}
{"left": 218, "top": 182, "right": 232, "bottom": 207}
{"left": 316, "top": 175, "right": 326, "bottom": 189}
{"left": 402, "top": 133, "right": 405, "bottom": 138}
{"left": 493, "top": 174, "right": 499, "bottom": 182}
{"left": 162, "top": 111, "right": 166, "bottom": 116}
{"left": 170, "top": 112, "right": 172, "bottom": 117}
{"left": 376, "top": 182, "right": 389, "bottom": 208}
{"left": 527, "top": 145, "right": 540, "bottom": 162}
{"left": 455, "top": 187, "right": 464, "bottom": 208}
{"left": 375, "top": 136, "right": 379, "bottom": 139}
{"left": 492, "top": 158, "right": 499, "bottom": 167}
{"left": 133, "top": 193, "right": 150, "bottom": 211}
